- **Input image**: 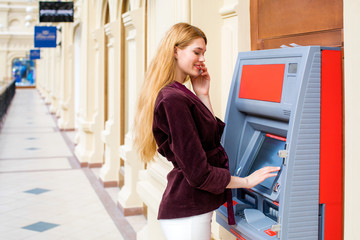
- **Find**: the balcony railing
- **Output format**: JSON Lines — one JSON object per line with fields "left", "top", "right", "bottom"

{"left": 0, "top": 79, "right": 16, "bottom": 130}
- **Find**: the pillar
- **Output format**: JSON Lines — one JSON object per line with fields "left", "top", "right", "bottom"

{"left": 117, "top": 7, "right": 146, "bottom": 215}
{"left": 58, "top": 23, "right": 75, "bottom": 130}
{"left": 99, "top": 20, "right": 121, "bottom": 186}
{"left": 74, "top": 0, "right": 97, "bottom": 166}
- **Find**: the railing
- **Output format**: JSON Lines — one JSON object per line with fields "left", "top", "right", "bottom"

{"left": 0, "top": 79, "right": 16, "bottom": 130}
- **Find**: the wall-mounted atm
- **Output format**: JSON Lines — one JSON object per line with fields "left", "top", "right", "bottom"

{"left": 216, "top": 46, "right": 342, "bottom": 240}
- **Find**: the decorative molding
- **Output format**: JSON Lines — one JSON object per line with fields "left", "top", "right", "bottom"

{"left": 89, "top": 163, "right": 103, "bottom": 168}
{"left": 74, "top": 0, "right": 82, "bottom": 23}
{"left": 7, "top": 51, "right": 27, "bottom": 64}
{"left": 104, "top": 23, "right": 115, "bottom": 48}
{"left": 99, "top": 178, "right": 118, "bottom": 188}
{"left": 0, "top": 4, "right": 28, "bottom": 12}
{"left": 122, "top": 12, "right": 133, "bottom": 28}
{"left": 219, "top": 3, "right": 238, "bottom": 19}
{"left": 0, "top": 32, "right": 33, "bottom": 37}
{"left": 126, "top": 31, "right": 136, "bottom": 41}
{"left": 0, "top": 34, "right": 32, "bottom": 51}
{"left": 117, "top": 202, "right": 143, "bottom": 216}
{"left": 122, "top": 11, "right": 136, "bottom": 42}
{"left": 73, "top": 19, "right": 81, "bottom": 29}
{"left": 78, "top": 118, "right": 94, "bottom": 133}
{"left": 91, "top": 29, "right": 99, "bottom": 50}
{"left": 130, "top": 0, "right": 142, "bottom": 10}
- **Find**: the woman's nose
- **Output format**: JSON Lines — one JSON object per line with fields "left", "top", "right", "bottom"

{"left": 199, "top": 54, "right": 205, "bottom": 62}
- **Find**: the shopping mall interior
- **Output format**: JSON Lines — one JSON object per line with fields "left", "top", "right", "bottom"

{"left": 1, "top": 0, "right": 359, "bottom": 239}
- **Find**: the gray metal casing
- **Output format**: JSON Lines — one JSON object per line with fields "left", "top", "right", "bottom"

{"left": 216, "top": 46, "right": 323, "bottom": 239}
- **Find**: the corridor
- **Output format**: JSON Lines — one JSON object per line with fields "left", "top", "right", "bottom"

{"left": 0, "top": 89, "right": 144, "bottom": 240}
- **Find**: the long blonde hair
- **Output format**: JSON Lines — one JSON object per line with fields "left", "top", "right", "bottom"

{"left": 133, "top": 23, "right": 207, "bottom": 163}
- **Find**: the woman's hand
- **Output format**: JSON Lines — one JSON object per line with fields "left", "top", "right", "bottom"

{"left": 190, "top": 64, "right": 215, "bottom": 117}
{"left": 190, "top": 63, "right": 210, "bottom": 97}
{"left": 244, "top": 166, "right": 280, "bottom": 189}
{"left": 226, "top": 166, "right": 280, "bottom": 189}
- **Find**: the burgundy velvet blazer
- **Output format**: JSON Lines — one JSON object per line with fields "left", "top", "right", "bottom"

{"left": 153, "top": 81, "right": 231, "bottom": 219}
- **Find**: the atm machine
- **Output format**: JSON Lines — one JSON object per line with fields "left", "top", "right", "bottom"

{"left": 216, "top": 46, "right": 342, "bottom": 240}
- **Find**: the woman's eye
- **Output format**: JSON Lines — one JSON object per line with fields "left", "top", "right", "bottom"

{"left": 194, "top": 51, "right": 200, "bottom": 55}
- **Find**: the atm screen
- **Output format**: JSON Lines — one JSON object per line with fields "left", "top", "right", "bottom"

{"left": 247, "top": 134, "right": 286, "bottom": 189}
{"left": 238, "top": 64, "right": 285, "bottom": 103}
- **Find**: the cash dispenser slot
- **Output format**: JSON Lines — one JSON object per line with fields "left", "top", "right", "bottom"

{"left": 263, "top": 200, "right": 279, "bottom": 222}
{"left": 239, "top": 189, "right": 257, "bottom": 208}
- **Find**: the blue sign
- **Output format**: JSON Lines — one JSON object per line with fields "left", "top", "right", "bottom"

{"left": 30, "top": 49, "right": 41, "bottom": 60}
{"left": 34, "top": 26, "right": 57, "bottom": 48}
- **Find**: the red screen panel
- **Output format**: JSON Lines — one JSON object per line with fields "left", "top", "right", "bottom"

{"left": 238, "top": 64, "right": 285, "bottom": 102}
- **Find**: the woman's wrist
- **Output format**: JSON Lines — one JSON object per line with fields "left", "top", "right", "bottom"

{"left": 196, "top": 93, "right": 210, "bottom": 101}
{"left": 226, "top": 176, "right": 249, "bottom": 189}
{"left": 196, "top": 94, "right": 215, "bottom": 117}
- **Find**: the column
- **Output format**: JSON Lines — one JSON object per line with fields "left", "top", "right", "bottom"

{"left": 74, "top": 0, "right": 97, "bottom": 166}
{"left": 117, "top": 8, "right": 145, "bottom": 215}
{"left": 0, "top": 36, "right": 9, "bottom": 82}
{"left": 37, "top": 50, "right": 47, "bottom": 99}
{"left": 55, "top": 42, "right": 62, "bottom": 117}
{"left": 86, "top": 28, "right": 105, "bottom": 167}
{"left": 58, "top": 23, "right": 75, "bottom": 130}
{"left": 49, "top": 46, "right": 59, "bottom": 114}
{"left": 99, "top": 20, "right": 121, "bottom": 186}
{"left": 219, "top": 0, "right": 242, "bottom": 118}
{"left": 44, "top": 49, "right": 52, "bottom": 105}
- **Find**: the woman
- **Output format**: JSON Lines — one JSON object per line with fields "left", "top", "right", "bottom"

{"left": 134, "top": 23, "right": 279, "bottom": 240}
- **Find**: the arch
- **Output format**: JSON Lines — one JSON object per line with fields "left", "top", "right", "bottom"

{"left": 7, "top": 51, "right": 28, "bottom": 70}
{"left": 5, "top": 51, "right": 28, "bottom": 80}
{"left": 95, "top": 0, "right": 112, "bottom": 28}
{"left": 104, "top": 2, "right": 110, "bottom": 124}
{"left": 10, "top": 56, "right": 36, "bottom": 86}
{"left": 115, "top": 0, "right": 142, "bottom": 20}
{"left": 8, "top": 19, "right": 21, "bottom": 29}
{"left": 115, "top": 0, "right": 124, "bottom": 20}
{"left": 102, "top": 0, "right": 111, "bottom": 24}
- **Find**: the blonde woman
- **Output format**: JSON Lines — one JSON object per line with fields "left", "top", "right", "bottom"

{"left": 134, "top": 23, "right": 279, "bottom": 240}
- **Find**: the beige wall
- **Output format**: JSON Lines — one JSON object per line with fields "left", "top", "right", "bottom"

{"left": 344, "top": 1, "right": 360, "bottom": 239}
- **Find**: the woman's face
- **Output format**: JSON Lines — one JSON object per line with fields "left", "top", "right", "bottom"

{"left": 174, "top": 37, "right": 206, "bottom": 82}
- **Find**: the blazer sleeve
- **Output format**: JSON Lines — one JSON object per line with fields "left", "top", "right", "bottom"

{"left": 154, "top": 94, "right": 231, "bottom": 195}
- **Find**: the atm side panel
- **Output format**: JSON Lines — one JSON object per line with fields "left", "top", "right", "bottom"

{"left": 280, "top": 47, "right": 321, "bottom": 239}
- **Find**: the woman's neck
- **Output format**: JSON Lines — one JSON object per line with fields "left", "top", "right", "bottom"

{"left": 174, "top": 67, "right": 186, "bottom": 84}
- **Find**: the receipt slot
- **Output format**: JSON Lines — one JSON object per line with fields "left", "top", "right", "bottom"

{"left": 216, "top": 46, "right": 342, "bottom": 240}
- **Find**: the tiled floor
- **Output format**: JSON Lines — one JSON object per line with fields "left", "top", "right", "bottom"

{"left": 0, "top": 89, "right": 146, "bottom": 240}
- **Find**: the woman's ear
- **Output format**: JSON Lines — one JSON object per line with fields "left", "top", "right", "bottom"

{"left": 174, "top": 46, "right": 178, "bottom": 59}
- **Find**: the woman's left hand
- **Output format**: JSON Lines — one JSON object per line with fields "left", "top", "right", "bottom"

{"left": 190, "top": 64, "right": 210, "bottom": 97}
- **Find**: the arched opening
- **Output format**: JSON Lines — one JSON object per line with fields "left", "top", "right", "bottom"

{"left": 104, "top": 2, "right": 110, "bottom": 127}
{"left": 116, "top": 0, "right": 132, "bottom": 187}
{"left": 121, "top": 1, "right": 129, "bottom": 145}
{"left": 73, "top": 24, "right": 81, "bottom": 129}
{"left": 102, "top": 2, "right": 110, "bottom": 165}
{"left": 12, "top": 58, "right": 35, "bottom": 87}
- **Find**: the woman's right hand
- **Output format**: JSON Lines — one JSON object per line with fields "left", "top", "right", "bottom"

{"left": 244, "top": 166, "right": 280, "bottom": 189}
{"left": 226, "top": 166, "right": 280, "bottom": 189}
